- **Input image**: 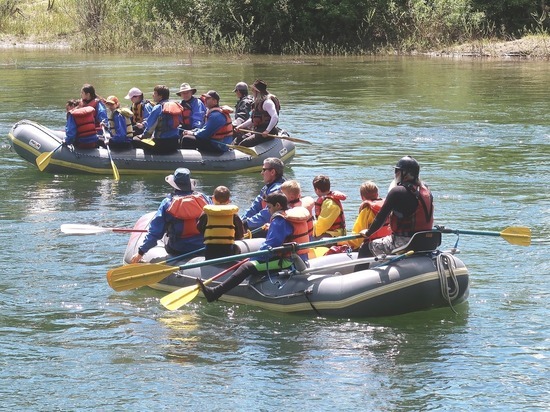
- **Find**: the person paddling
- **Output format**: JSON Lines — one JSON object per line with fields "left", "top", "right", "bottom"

{"left": 357, "top": 156, "right": 434, "bottom": 266}
{"left": 197, "top": 193, "right": 310, "bottom": 302}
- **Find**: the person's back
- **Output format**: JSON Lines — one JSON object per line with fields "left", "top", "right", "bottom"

{"left": 197, "top": 186, "right": 244, "bottom": 260}
{"left": 65, "top": 105, "right": 99, "bottom": 149}
{"left": 130, "top": 168, "right": 212, "bottom": 263}
{"left": 312, "top": 175, "right": 346, "bottom": 239}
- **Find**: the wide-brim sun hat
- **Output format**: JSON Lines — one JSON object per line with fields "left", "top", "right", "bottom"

{"left": 165, "top": 168, "right": 195, "bottom": 192}
{"left": 176, "top": 83, "right": 197, "bottom": 96}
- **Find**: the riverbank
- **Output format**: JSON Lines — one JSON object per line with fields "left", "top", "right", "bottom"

{"left": 1, "top": 34, "right": 549, "bottom": 59}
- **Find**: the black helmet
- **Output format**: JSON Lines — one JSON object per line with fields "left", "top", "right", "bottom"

{"left": 395, "top": 156, "right": 420, "bottom": 179}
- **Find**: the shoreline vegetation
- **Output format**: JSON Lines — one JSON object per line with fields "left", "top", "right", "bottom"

{"left": 1, "top": 0, "right": 549, "bottom": 59}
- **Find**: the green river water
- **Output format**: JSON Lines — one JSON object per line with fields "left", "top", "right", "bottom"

{"left": 0, "top": 49, "right": 548, "bottom": 410}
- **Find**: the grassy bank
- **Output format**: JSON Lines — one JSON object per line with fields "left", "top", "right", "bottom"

{"left": 1, "top": 0, "right": 549, "bottom": 57}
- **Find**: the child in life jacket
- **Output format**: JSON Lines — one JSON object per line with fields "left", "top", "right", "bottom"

{"left": 197, "top": 186, "right": 245, "bottom": 260}
{"left": 312, "top": 175, "right": 347, "bottom": 239}
{"left": 345, "top": 180, "right": 391, "bottom": 250}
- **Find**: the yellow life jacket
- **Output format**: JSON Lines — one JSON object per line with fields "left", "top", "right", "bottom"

{"left": 203, "top": 204, "right": 239, "bottom": 245}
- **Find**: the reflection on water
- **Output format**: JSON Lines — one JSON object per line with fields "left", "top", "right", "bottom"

{"left": 0, "top": 50, "right": 548, "bottom": 410}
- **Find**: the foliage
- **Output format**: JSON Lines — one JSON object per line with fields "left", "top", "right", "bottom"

{"left": 0, "top": 0, "right": 548, "bottom": 54}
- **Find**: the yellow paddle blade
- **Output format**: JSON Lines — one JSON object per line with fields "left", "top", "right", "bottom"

{"left": 160, "top": 285, "right": 200, "bottom": 310}
{"left": 110, "top": 159, "right": 120, "bottom": 181}
{"left": 106, "top": 263, "right": 180, "bottom": 291}
{"left": 141, "top": 138, "right": 156, "bottom": 146}
{"left": 228, "top": 144, "right": 258, "bottom": 157}
{"left": 501, "top": 226, "right": 531, "bottom": 246}
{"left": 36, "top": 151, "right": 54, "bottom": 171}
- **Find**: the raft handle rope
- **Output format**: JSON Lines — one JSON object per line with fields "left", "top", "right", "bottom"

{"left": 436, "top": 251, "right": 460, "bottom": 314}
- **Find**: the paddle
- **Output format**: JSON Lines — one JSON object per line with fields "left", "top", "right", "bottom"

{"left": 239, "top": 128, "right": 312, "bottom": 145}
{"left": 160, "top": 258, "right": 250, "bottom": 310}
{"left": 218, "top": 142, "right": 258, "bottom": 157}
{"left": 141, "top": 138, "right": 156, "bottom": 146}
{"left": 102, "top": 125, "right": 120, "bottom": 181}
{"left": 107, "top": 233, "right": 363, "bottom": 291}
{"left": 434, "top": 226, "right": 531, "bottom": 246}
{"left": 36, "top": 143, "right": 63, "bottom": 171}
{"left": 61, "top": 224, "right": 147, "bottom": 235}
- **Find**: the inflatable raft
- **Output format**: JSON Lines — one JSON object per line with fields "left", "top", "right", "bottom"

{"left": 8, "top": 120, "right": 296, "bottom": 175}
{"left": 120, "top": 214, "right": 470, "bottom": 318}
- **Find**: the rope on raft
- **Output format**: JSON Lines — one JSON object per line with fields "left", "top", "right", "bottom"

{"left": 436, "top": 252, "right": 461, "bottom": 314}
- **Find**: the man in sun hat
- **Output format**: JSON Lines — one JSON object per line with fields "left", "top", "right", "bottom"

{"left": 234, "top": 79, "right": 281, "bottom": 147}
{"left": 124, "top": 87, "right": 152, "bottom": 135}
{"left": 176, "top": 82, "right": 206, "bottom": 130}
{"left": 232, "top": 81, "right": 253, "bottom": 127}
{"left": 130, "top": 168, "right": 212, "bottom": 263}
{"left": 181, "top": 90, "right": 233, "bottom": 153}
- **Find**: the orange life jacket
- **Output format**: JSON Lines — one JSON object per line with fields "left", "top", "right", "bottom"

{"left": 272, "top": 207, "right": 311, "bottom": 258}
{"left": 314, "top": 191, "right": 346, "bottom": 232}
{"left": 207, "top": 107, "right": 233, "bottom": 140}
{"left": 131, "top": 99, "right": 151, "bottom": 123}
{"left": 166, "top": 194, "right": 209, "bottom": 238}
{"left": 390, "top": 183, "right": 434, "bottom": 236}
{"left": 359, "top": 198, "right": 392, "bottom": 239}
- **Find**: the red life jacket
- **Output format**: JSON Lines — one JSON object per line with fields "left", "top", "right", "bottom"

{"left": 181, "top": 97, "right": 201, "bottom": 129}
{"left": 71, "top": 106, "right": 97, "bottom": 139}
{"left": 166, "top": 194, "right": 209, "bottom": 238}
{"left": 390, "top": 183, "right": 434, "bottom": 236}
{"left": 252, "top": 94, "right": 280, "bottom": 132}
{"left": 83, "top": 98, "right": 103, "bottom": 131}
{"left": 272, "top": 207, "right": 311, "bottom": 258}
{"left": 207, "top": 107, "right": 233, "bottom": 140}
{"left": 314, "top": 191, "right": 346, "bottom": 232}
{"left": 359, "top": 198, "right": 392, "bottom": 239}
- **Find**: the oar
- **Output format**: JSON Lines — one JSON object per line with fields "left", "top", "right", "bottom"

{"left": 239, "top": 128, "right": 312, "bottom": 145}
{"left": 107, "top": 233, "right": 362, "bottom": 291}
{"left": 102, "top": 126, "right": 120, "bottom": 181}
{"left": 61, "top": 224, "right": 148, "bottom": 235}
{"left": 435, "top": 226, "right": 531, "bottom": 246}
{"left": 141, "top": 138, "right": 156, "bottom": 146}
{"left": 218, "top": 142, "right": 258, "bottom": 157}
{"left": 160, "top": 258, "right": 250, "bottom": 310}
{"left": 36, "top": 143, "right": 63, "bottom": 171}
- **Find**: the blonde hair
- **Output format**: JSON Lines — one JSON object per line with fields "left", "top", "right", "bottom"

{"left": 359, "top": 180, "right": 379, "bottom": 200}
{"left": 281, "top": 180, "right": 301, "bottom": 198}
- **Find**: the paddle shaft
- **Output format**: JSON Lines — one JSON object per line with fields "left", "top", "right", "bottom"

{"left": 239, "top": 128, "right": 312, "bottom": 144}
{"left": 172, "top": 234, "right": 362, "bottom": 271}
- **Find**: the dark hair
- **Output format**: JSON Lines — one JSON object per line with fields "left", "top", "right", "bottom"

{"left": 265, "top": 192, "right": 288, "bottom": 210}
{"left": 81, "top": 84, "right": 97, "bottom": 99}
{"left": 312, "top": 175, "right": 331, "bottom": 192}
{"left": 154, "top": 85, "right": 170, "bottom": 100}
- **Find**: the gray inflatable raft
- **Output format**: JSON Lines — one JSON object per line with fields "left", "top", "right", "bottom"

{"left": 123, "top": 213, "right": 470, "bottom": 318}
{"left": 8, "top": 119, "right": 296, "bottom": 175}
